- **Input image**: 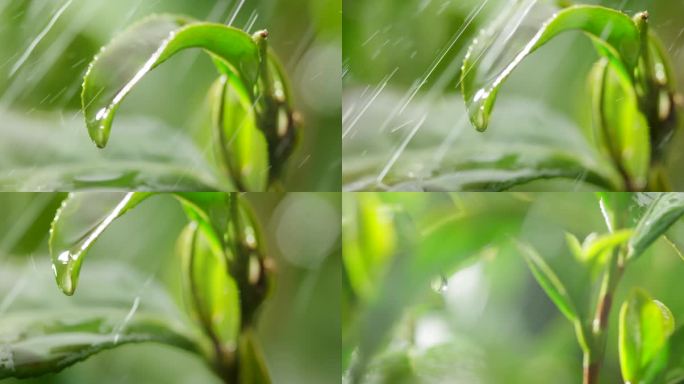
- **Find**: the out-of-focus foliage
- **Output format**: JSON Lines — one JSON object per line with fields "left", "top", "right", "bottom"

{"left": 343, "top": 192, "right": 684, "bottom": 383}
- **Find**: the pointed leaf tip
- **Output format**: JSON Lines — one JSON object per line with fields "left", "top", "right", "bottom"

{"left": 462, "top": 5, "right": 640, "bottom": 132}
{"left": 49, "top": 192, "right": 153, "bottom": 295}
{"left": 82, "top": 15, "right": 259, "bottom": 148}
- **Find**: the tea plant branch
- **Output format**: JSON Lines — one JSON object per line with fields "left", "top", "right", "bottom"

{"left": 81, "top": 15, "right": 298, "bottom": 191}
{"left": 43, "top": 192, "right": 273, "bottom": 383}
{"left": 462, "top": 4, "right": 681, "bottom": 191}
{"left": 584, "top": 246, "right": 626, "bottom": 384}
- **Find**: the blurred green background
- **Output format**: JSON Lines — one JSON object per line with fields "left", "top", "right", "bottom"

{"left": 343, "top": 0, "right": 684, "bottom": 190}
{"left": 0, "top": 0, "right": 340, "bottom": 191}
{"left": 342, "top": 192, "right": 684, "bottom": 383}
{"left": 0, "top": 192, "right": 340, "bottom": 383}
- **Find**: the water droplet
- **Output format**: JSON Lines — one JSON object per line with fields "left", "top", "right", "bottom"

{"left": 431, "top": 274, "right": 448, "bottom": 293}
{"left": 50, "top": 193, "right": 145, "bottom": 295}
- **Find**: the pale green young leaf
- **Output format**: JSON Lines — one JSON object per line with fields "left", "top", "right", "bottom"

{"left": 591, "top": 59, "right": 651, "bottom": 190}
{"left": 342, "top": 193, "right": 396, "bottom": 300}
{"left": 211, "top": 74, "right": 269, "bottom": 192}
{"left": 178, "top": 221, "right": 240, "bottom": 353}
{"left": 619, "top": 289, "right": 675, "bottom": 383}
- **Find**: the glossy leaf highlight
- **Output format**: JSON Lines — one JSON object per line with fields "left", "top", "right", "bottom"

{"left": 462, "top": 5, "right": 641, "bottom": 132}
{"left": 619, "top": 289, "right": 675, "bottom": 383}
{"left": 82, "top": 15, "right": 259, "bottom": 148}
{"left": 629, "top": 193, "right": 684, "bottom": 260}
{"left": 49, "top": 192, "right": 153, "bottom": 295}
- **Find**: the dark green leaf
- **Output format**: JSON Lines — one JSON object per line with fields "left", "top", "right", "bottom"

{"left": 0, "top": 261, "right": 203, "bottom": 379}
{"left": 462, "top": 5, "right": 640, "bottom": 132}
{"left": 619, "top": 288, "right": 675, "bottom": 384}
{"left": 49, "top": 192, "right": 154, "bottom": 295}
{"left": 629, "top": 193, "right": 684, "bottom": 260}
{"left": 82, "top": 15, "right": 259, "bottom": 148}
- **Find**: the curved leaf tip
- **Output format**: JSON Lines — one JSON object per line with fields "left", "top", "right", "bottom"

{"left": 82, "top": 14, "right": 260, "bottom": 148}
{"left": 462, "top": 5, "right": 641, "bottom": 132}
{"left": 49, "top": 192, "right": 153, "bottom": 295}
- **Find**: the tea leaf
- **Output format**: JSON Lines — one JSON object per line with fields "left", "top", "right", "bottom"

{"left": 48, "top": 192, "right": 241, "bottom": 296}
{"left": 178, "top": 221, "right": 240, "bottom": 353}
{"left": 596, "top": 192, "right": 636, "bottom": 231}
{"left": 619, "top": 289, "right": 674, "bottom": 383}
{"left": 49, "top": 192, "right": 154, "bottom": 295}
{"left": 211, "top": 74, "right": 268, "bottom": 191}
{"left": 580, "top": 229, "right": 634, "bottom": 263}
{"left": 343, "top": 90, "right": 621, "bottom": 191}
{"left": 82, "top": 14, "right": 259, "bottom": 148}
{"left": 462, "top": 5, "right": 641, "bottom": 132}
{"left": 0, "top": 262, "right": 203, "bottom": 379}
{"left": 516, "top": 242, "right": 579, "bottom": 323}
{"left": 629, "top": 193, "right": 684, "bottom": 260}
{"left": 342, "top": 193, "right": 396, "bottom": 300}
{"left": 591, "top": 59, "right": 651, "bottom": 190}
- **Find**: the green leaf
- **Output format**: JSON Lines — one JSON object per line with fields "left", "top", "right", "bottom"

{"left": 596, "top": 192, "right": 636, "bottom": 231}
{"left": 619, "top": 289, "right": 675, "bottom": 384}
{"left": 211, "top": 74, "right": 269, "bottom": 191}
{"left": 343, "top": 89, "right": 621, "bottom": 191}
{"left": 638, "top": 32, "right": 680, "bottom": 157}
{"left": 629, "top": 193, "right": 684, "bottom": 260}
{"left": 578, "top": 229, "right": 634, "bottom": 263}
{"left": 0, "top": 261, "right": 203, "bottom": 379}
{"left": 0, "top": 110, "right": 230, "bottom": 191}
{"left": 178, "top": 221, "right": 240, "bottom": 354}
{"left": 82, "top": 14, "right": 260, "bottom": 148}
{"left": 462, "top": 5, "right": 641, "bottom": 132}
{"left": 238, "top": 331, "right": 272, "bottom": 384}
{"left": 49, "top": 192, "right": 154, "bottom": 295}
{"left": 349, "top": 197, "right": 526, "bottom": 382}
{"left": 516, "top": 242, "right": 579, "bottom": 323}
{"left": 591, "top": 59, "right": 651, "bottom": 189}
{"left": 342, "top": 193, "right": 396, "bottom": 300}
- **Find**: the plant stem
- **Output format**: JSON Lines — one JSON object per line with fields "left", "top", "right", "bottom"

{"left": 583, "top": 249, "right": 625, "bottom": 384}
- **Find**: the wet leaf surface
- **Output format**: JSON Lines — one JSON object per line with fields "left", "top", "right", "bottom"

{"left": 462, "top": 5, "right": 641, "bottom": 132}
{"left": 0, "top": 261, "right": 203, "bottom": 380}
{"left": 82, "top": 15, "right": 259, "bottom": 148}
{"left": 343, "top": 89, "right": 620, "bottom": 191}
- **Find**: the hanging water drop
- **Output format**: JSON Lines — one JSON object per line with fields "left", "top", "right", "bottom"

{"left": 431, "top": 274, "right": 448, "bottom": 293}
